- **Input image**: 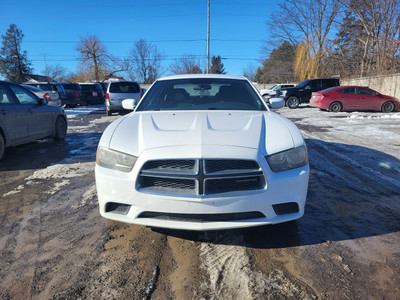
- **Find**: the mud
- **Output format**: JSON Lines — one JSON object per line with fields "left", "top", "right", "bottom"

{"left": 0, "top": 107, "right": 399, "bottom": 299}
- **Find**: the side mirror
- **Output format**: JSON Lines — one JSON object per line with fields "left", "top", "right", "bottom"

{"left": 122, "top": 99, "right": 136, "bottom": 110}
{"left": 268, "top": 97, "right": 285, "bottom": 109}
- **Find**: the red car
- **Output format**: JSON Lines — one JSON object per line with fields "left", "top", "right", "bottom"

{"left": 310, "top": 86, "right": 399, "bottom": 112}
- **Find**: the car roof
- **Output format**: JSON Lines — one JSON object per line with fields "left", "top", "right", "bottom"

{"left": 157, "top": 74, "right": 248, "bottom": 81}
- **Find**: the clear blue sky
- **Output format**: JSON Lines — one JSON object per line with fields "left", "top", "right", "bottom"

{"left": 0, "top": 0, "right": 279, "bottom": 79}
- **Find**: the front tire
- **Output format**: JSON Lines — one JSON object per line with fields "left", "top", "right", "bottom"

{"left": 0, "top": 134, "right": 4, "bottom": 161}
{"left": 329, "top": 101, "right": 342, "bottom": 112}
{"left": 54, "top": 117, "right": 67, "bottom": 140}
{"left": 286, "top": 96, "right": 300, "bottom": 109}
{"left": 381, "top": 101, "right": 395, "bottom": 113}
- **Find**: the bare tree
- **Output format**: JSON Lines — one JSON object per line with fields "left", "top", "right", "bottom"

{"left": 341, "top": 0, "right": 400, "bottom": 76}
{"left": 170, "top": 55, "right": 202, "bottom": 74}
{"left": 76, "top": 35, "right": 126, "bottom": 82}
{"left": 127, "top": 39, "right": 164, "bottom": 84}
{"left": 42, "top": 64, "right": 68, "bottom": 82}
{"left": 267, "top": 0, "right": 343, "bottom": 80}
{"left": 242, "top": 64, "right": 258, "bottom": 81}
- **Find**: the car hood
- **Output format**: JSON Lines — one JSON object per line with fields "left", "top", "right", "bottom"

{"left": 102, "top": 111, "right": 305, "bottom": 156}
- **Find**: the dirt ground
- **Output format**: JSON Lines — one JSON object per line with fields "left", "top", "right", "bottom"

{"left": 0, "top": 107, "right": 399, "bottom": 299}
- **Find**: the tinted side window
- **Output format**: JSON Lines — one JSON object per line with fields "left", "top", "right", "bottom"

{"left": 338, "top": 88, "right": 356, "bottom": 94}
{"left": 308, "top": 80, "right": 321, "bottom": 89}
{"left": 0, "top": 85, "right": 14, "bottom": 104}
{"left": 357, "top": 88, "right": 377, "bottom": 95}
{"left": 110, "top": 82, "right": 140, "bottom": 93}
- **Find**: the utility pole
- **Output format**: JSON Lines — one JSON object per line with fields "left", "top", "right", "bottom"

{"left": 206, "top": 0, "right": 210, "bottom": 74}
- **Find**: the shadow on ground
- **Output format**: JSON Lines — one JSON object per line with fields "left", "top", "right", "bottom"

{"left": 151, "top": 139, "right": 400, "bottom": 248}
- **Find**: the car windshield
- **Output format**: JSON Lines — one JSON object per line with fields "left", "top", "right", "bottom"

{"left": 136, "top": 78, "right": 266, "bottom": 112}
{"left": 109, "top": 82, "right": 140, "bottom": 93}
{"left": 296, "top": 80, "right": 311, "bottom": 88}
{"left": 81, "top": 85, "right": 96, "bottom": 92}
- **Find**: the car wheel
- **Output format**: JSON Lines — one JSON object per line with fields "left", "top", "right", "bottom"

{"left": 381, "top": 101, "right": 395, "bottom": 113}
{"left": 329, "top": 102, "right": 342, "bottom": 112}
{"left": 286, "top": 96, "right": 300, "bottom": 109}
{"left": 0, "top": 134, "right": 4, "bottom": 161}
{"left": 54, "top": 117, "right": 67, "bottom": 140}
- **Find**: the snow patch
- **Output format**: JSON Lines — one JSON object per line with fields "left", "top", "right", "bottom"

{"left": 72, "top": 184, "right": 97, "bottom": 209}
{"left": 2, "top": 185, "right": 24, "bottom": 197}
{"left": 65, "top": 105, "right": 106, "bottom": 116}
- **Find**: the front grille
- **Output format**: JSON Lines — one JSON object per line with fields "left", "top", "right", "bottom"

{"left": 205, "top": 159, "right": 260, "bottom": 174}
{"left": 142, "top": 159, "right": 197, "bottom": 174}
{"left": 137, "top": 159, "right": 266, "bottom": 196}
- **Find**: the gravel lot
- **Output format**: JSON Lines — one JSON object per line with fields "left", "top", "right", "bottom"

{"left": 0, "top": 105, "right": 399, "bottom": 299}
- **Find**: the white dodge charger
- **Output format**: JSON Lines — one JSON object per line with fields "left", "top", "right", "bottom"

{"left": 95, "top": 74, "right": 309, "bottom": 230}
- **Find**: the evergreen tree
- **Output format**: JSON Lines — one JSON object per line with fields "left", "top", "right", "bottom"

{"left": 210, "top": 56, "right": 226, "bottom": 74}
{"left": 255, "top": 42, "right": 296, "bottom": 83}
{"left": 0, "top": 24, "right": 32, "bottom": 82}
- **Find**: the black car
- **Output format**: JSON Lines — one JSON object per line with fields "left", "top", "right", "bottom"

{"left": 79, "top": 83, "right": 105, "bottom": 105}
{"left": 59, "top": 82, "right": 82, "bottom": 107}
{"left": 276, "top": 78, "right": 340, "bottom": 108}
{"left": 0, "top": 81, "right": 67, "bottom": 160}
{"left": 24, "top": 82, "right": 75, "bottom": 107}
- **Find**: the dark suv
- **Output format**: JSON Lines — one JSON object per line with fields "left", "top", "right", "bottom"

{"left": 79, "top": 83, "right": 105, "bottom": 105}
{"left": 59, "top": 82, "right": 82, "bottom": 107}
{"left": 276, "top": 78, "right": 340, "bottom": 108}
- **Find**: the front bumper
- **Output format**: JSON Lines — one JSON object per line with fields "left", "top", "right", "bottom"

{"left": 95, "top": 146, "right": 309, "bottom": 230}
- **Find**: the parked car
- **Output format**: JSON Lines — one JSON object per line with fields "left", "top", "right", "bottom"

{"left": 59, "top": 82, "right": 81, "bottom": 107}
{"left": 24, "top": 82, "right": 73, "bottom": 107}
{"left": 20, "top": 84, "right": 61, "bottom": 107}
{"left": 79, "top": 83, "right": 105, "bottom": 106}
{"left": 105, "top": 81, "right": 142, "bottom": 116}
{"left": 259, "top": 84, "right": 295, "bottom": 97}
{"left": 95, "top": 74, "right": 309, "bottom": 231}
{"left": 310, "top": 86, "right": 399, "bottom": 112}
{"left": 0, "top": 81, "right": 67, "bottom": 161}
{"left": 275, "top": 78, "right": 340, "bottom": 108}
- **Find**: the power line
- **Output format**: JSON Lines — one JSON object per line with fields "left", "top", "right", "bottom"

{"left": 24, "top": 38, "right": 262, "bottom": 44}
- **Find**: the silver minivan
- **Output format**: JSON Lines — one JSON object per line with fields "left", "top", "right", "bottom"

{"left": 106, "top": 81, "right": 142, "bottom": 116}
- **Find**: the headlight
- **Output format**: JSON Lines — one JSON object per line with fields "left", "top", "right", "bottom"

{"left": 266, "top": 146, "right": 308, "bottom": 172}
{"left": 96, "top": 146, "right": 137, "bottom": 172}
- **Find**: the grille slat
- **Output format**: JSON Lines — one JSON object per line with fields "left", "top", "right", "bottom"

{"left": 137, "top": 159, "right": 266, "bottom": 196}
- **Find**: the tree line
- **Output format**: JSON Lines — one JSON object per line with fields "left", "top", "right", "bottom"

{"left": 0, "top": 25, "right": 226, "bottom": 84}
{"left": 256, "top": 0, "right": 400, "bottom": 83}
{"left": 2, "top": 0, "right": 399, "bottom": 84}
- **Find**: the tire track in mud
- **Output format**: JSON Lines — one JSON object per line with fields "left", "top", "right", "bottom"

{"left": 198, "top": 231, "right": 317, "bottom": 299}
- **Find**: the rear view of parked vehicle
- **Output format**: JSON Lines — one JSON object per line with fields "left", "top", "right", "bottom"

{"left": 310, "top": 86, "right": 399, "bottom": 112}
{"left": 106, "top": 81, "right": 141, "bottom": 116}
{"left": 24, "top": 82, "right": 72, "bottom": 107}
{"left": 0, "top": 81, "right": 67, "bottom": 161}
{"left": 79, "top": 83, "right": 105, "bottom": 106}
{"left": 59, "top": 82, "right": 81, "bottom": 107}
{"left": 21, "top": 84, "right": 61, "bottom": 106}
